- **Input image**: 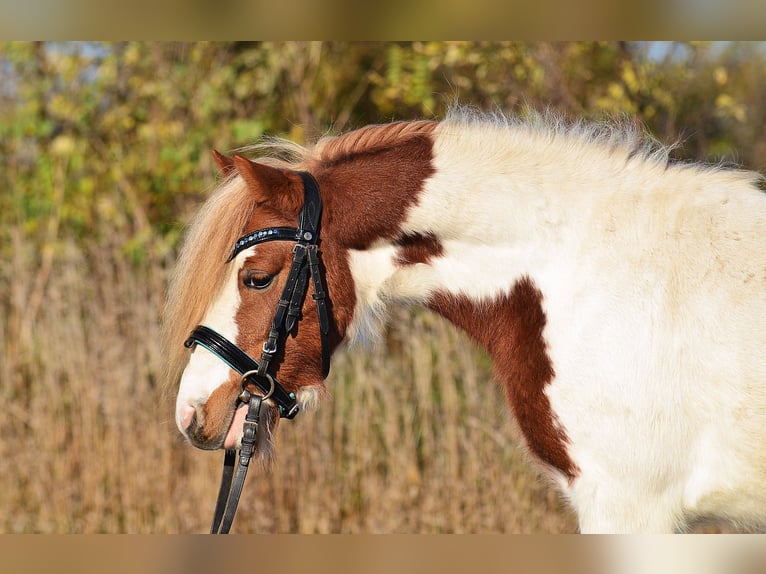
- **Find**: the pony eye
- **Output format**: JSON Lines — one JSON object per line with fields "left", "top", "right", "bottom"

{"left": 243, "top": 271, "right": 274, "bottom": 290}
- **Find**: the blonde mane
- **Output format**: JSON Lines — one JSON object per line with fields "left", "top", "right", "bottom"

{"left": 162, "top": 175, "right": 255, "bottom": 391}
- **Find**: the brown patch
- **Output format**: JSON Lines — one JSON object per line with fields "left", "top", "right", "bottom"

{"left": 394, "top": 233, "right": 444, "bottom": 266}
{"left": 428, "top": 276, "right": 579, "bottom": 481}
{"left": 311, "top": 123, "right": 437, "bottom": 249}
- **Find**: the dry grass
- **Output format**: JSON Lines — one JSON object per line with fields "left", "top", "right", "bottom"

{"left": 0, "top": 227, "right": 575, "bottom": 533}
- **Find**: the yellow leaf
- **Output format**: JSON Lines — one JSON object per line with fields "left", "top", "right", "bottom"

{"left": 713, "top": 67, "right": 728, "bottom": 86}
{"left": 50, "top": 135, "right": 75, "bottom": 157}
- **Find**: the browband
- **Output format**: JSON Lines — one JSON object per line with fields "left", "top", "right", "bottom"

{"left": 228, "top": 227, "right": 304, "bottom": 262}
{"left": 227, "top": 172, "right": 323, "bottom": 262}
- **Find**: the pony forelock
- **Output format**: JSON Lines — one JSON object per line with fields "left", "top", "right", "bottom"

{"left": 161, "top": 175, "right": 255, "bottom": 393}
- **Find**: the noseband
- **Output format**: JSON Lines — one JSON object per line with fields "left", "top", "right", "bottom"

{"left": 183, "top": 171, "right": 330, "bottom": 533}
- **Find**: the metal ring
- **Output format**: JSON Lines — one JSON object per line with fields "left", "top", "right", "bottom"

{"left": 260, "top": 374, "right": 276, "bottom": 401}
{"left": 239, "top": 370, "right": 276, "bottom": 402}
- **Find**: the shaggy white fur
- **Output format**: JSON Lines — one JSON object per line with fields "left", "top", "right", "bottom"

{"left": 346, "top": 112, "right": 766, "bottom": 532}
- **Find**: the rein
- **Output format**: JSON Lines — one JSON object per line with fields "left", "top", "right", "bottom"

{"left": 184, "top": 171, "right": 329, "bottom": 533}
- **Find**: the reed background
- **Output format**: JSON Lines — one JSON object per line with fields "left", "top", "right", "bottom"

{"left": 1, "top": 226, "right": 574, "bottom": 533}
{"left": 2, "top": 41, "right": 765, "bottom": 533}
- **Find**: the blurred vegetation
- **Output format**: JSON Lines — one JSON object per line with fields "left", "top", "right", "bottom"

{"left": 1, "top": 41, "right": 765, "bottom": 533}
{"left": 2, "top": 41, "right": 765, "bottom": 260}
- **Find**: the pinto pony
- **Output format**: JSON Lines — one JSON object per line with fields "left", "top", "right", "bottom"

{"left": 164, "top": 110, "right": 766, "bottom": 533}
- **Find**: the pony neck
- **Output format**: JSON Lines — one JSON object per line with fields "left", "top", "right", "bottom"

{"left": 336, "top": 122, "right": 576, "bottom": 346}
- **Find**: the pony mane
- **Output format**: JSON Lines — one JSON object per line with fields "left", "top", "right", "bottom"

{"left": 313, "top": 120, "right": 437, "bottom": 161}
{"left": 238, "top": 120, "right": 438, "bottom": 169}
{"left": 441, "top": 106, "right": 677, "bottom": 169}
{"left": 441, "top": 106, "right": 763, "bottom": 187}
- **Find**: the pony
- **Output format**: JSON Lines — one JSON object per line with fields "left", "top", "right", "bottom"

{"left": 164, "top": 109, "right": 766, "bottom": 533}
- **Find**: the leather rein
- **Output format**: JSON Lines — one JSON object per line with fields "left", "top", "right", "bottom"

{"left": 183, "top": 171, "right": 330, "bottom": 533}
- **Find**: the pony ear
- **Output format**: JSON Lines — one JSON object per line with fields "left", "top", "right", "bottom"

{"left": 232, "top": 154, "right": 303, "bottom": 215}
{"left": 212, "top": 149, "right": 235, "bottom": 176}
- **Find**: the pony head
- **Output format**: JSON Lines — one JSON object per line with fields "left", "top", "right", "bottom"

{"left": 164, "top": 120, "right": 437, "bottom": 455}
{"left": 166, "top": 153, "right": 340, "bottom": 453}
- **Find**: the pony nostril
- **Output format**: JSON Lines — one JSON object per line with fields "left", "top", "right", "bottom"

{"left": 180, "top": 404, "right": 196, "bottom": 430}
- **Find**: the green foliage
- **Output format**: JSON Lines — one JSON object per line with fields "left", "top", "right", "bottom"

{"left": 2, "top": 41, "right": 766, "bottom": 264}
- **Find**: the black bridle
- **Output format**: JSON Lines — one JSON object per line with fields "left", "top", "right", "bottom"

{"left": 183, "top": 171, "right": 330, "bottom": 533}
